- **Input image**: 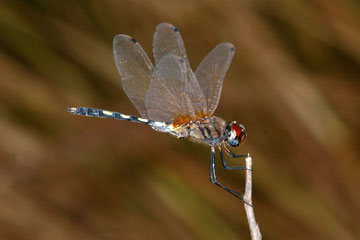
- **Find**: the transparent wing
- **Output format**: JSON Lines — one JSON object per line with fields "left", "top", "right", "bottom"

{"left": 113, "top": 34, "right": 154, "bottom": 118}
{"left": 153, "top": 23, "right": 207, "bottom": 116}
{"left": 153, "top": 23, "right": 190, "bottom": 69}
{"left": 195, "top": 42, "right": 235, "bottom": 116}
{"left": 145, "top": 55, "right": 195, "bottom": 122}
{"left": 188, "top": 72, "right": 207, "bottom": 117}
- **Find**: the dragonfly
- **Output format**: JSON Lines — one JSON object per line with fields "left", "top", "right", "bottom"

{"left": 68, "top": 23, "right": 248, "bottom": 200}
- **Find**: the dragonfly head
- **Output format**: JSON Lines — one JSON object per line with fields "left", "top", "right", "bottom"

{"left": 224, "top": 121, "right": 247, "bottom": 147}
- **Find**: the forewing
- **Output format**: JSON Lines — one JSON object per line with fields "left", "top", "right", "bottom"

{"left": 145, "top": 55, "right": 195, "bottom": 122}
{"left": 195, "top": 42, "right": 235, "bottom": 116}
{"left": 188, "top": 70, "right": 207, "bottom": 116}
{"left": 153, "top": 23, "right": 207, "bottom": 117}
{"left": 153, "top": 23, "right": 190, "bottom": 69}
{"left": 113, "top": 34, "right": 154, "bottom": 118}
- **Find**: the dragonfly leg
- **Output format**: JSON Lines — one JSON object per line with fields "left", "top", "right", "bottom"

{"left": 219, "top": 148, "right": 248, "bottom": 171}
{"left": 209, "top": 147, "right": 245, "bottom": 201}
{"left": 223, "top": 145, "right": 248, "bottom": 158}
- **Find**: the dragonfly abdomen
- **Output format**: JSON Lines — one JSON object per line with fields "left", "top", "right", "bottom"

{"left": 67, "top": 107, "right": 150, "bottom": 123}
{"left": 67, "top": 107, "right": 171, "bottom": 132}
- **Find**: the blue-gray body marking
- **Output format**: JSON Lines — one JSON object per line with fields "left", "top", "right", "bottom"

{"left": 67, "top": 107, "right": 173, "bottom": 133}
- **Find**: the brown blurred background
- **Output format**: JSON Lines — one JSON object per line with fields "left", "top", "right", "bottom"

{"left": 1, "top": 0, "right": 360, "bottom": 239}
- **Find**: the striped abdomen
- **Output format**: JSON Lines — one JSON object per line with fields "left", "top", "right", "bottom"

{"left": 67, "top": 107, "right": 169, "bottom": 131}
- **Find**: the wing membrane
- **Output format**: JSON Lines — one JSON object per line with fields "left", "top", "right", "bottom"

{"left": 195, "top": 42, "right": 235, "bottom": 116}
{"left": 113, "top": 34, "right": 154, "bottom": 118}
{"left": 145, "top": 55, "right": 195, "bottom": 122}
{"left": 153, "top": 23, "right": 190, "bottom": 69}
{"left": 188, "top": 72, "right": 207, "bottom": 117}
{"left": 153, "top": 23, "right": 207, "bottom": 117}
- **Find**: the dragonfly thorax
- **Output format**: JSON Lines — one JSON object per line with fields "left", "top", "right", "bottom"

{"left": 169, "top": 116, "right": 227, "bottom": 146}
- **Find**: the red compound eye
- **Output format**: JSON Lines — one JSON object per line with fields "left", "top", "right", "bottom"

{"left": 231, "top": 123, "right": 243, "bottom": 136}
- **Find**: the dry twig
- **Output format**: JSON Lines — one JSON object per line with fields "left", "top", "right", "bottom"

{"left": 244, "top": 154, "right": 262, "bottom": 240}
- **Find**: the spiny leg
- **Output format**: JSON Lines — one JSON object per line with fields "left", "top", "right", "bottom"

{"left": 210, "top": 147, "right": 244, "bottom": 201}
{"left": 219, "top": 148, "right": 247, "bottom": 171}
{"left": 223, "top": 145, "right": 248, "bottom": 158}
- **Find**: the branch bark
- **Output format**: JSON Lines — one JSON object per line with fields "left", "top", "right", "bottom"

{"left": 244, "top": 154, "right": 262, "bottom": 240}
